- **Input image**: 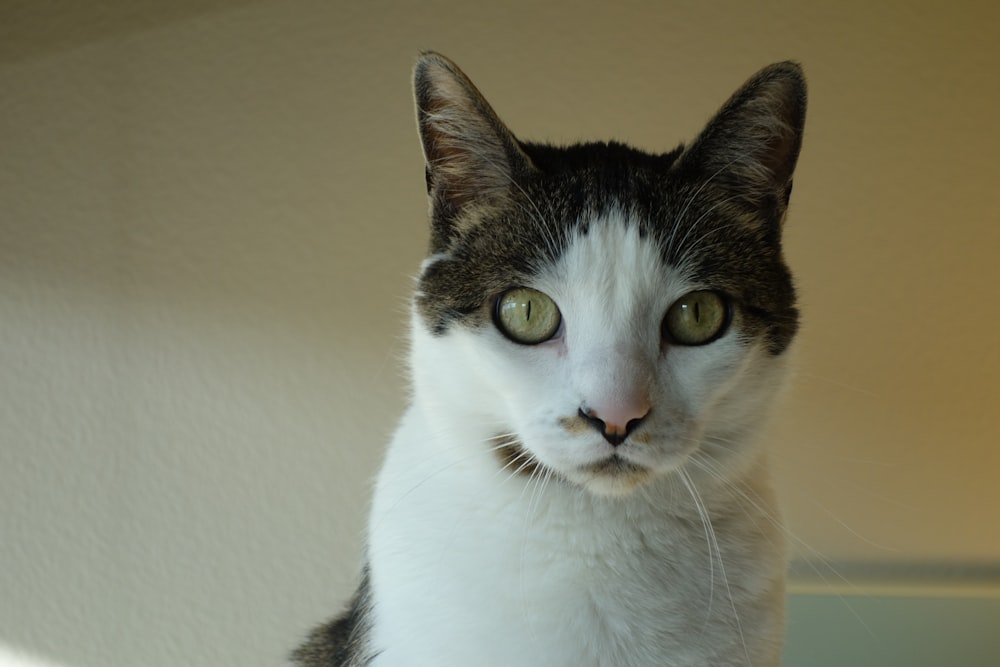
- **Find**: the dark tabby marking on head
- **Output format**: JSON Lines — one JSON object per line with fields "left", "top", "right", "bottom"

{"left": 414, "top": 53, "right": 804, "bottom": 355}
{"left": 292, "top": 569, "right": 374, "bottom": 667}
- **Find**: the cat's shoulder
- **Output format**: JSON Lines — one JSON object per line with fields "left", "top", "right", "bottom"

{"left": 291, "top": 571, "right": 373, "bottom": 667}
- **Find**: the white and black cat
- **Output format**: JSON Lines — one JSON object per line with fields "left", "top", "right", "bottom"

{"left": 294, "top": 52, "right": 806, "bottom": 667}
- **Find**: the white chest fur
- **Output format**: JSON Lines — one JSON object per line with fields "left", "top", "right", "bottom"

{"left": 366, "top": 402, "right": 787, "bottom": 667}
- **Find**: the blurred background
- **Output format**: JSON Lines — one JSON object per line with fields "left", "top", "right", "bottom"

{"left": 2, "top": 1, "right": 998, "bottom": 665}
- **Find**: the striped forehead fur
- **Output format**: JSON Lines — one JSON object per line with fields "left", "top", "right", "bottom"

{"left": 414, "top": 55, "right": 804, "bottom": 354}
{"left": 415, "top": 140, "right": 799, "bottom": 354}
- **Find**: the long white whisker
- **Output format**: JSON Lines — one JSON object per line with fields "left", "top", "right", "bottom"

{"left": 519, "top": 463, "right": 552, "bottom": 648}
{"left": 679, "top": 468, "right": 753, "bottom": 667}
{"left": 687, "top": 455, "right": 877, "bottom": 639}
{"left": 371, "top": 426, "right": 521, "bottom": 530}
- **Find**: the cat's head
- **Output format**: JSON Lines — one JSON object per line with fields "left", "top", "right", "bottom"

{"left": 409, "top": 52, "right": 805, "bottom": 497}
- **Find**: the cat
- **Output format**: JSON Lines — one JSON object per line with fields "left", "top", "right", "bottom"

{"left": 293, "top": 51, "right": 806, "bottom": 667}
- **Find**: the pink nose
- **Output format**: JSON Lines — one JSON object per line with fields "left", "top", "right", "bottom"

{"left": 579, "top": 396, "right": 651, "bottom": 446}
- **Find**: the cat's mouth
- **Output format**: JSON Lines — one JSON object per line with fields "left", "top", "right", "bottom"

{"left": 582, "top": 453, "right": 646, "bottom": 477}
{"left": 492, "top": 435, "right": 656, "bottom": 495}
{"left": 577, "top": 454, "right": 654, "bottom": 496}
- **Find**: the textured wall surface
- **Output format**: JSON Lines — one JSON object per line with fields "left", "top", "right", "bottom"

{"left": 2, "top": 1, "right": 998, "bottom": 666}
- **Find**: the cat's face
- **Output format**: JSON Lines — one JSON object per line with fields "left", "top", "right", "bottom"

{"left": 410, "top": 53, "right": 805, "bottom": 497}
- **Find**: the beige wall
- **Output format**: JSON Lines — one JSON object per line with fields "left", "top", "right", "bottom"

{"left": 2, "top": 1, "right": 998, "bottom": 665}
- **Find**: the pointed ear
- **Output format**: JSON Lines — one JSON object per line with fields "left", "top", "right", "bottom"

{"left": 413, "top": 52, "right": 534, "bottom": 215}
{"left": 677, "top": 62, "right": 806, "bottom": 208}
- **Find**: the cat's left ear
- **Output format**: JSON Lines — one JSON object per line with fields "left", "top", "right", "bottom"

{"left": 413, "top": 52, "right": 536, "bottom": 221}
{"left": 676, "top": 62, "right": 806, "bottom": 214}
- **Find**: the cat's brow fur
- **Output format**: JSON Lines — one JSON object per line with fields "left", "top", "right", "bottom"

{"left": 294, "top": 52, "right": 806, "bottom": 667}
{"left": 416, "top": 137, "right": 799, "bottom": 354}
{"left": 413, "top": 55, "right": 802, "bottom": 353}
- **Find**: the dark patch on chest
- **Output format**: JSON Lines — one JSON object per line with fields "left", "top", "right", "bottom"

{"left": 291, "top": 568, "right": 375, "bottom": 666}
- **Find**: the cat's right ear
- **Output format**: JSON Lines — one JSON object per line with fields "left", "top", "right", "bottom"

{"left": 413, "top": 52, "right": 535, "bottom": 223}
{"left": 675, "top": 62, "right": 807, "bottom": 217}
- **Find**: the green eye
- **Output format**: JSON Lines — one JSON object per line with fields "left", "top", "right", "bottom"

{"left": 494, "top": 288, "right": 562, "bottom": 345}
{"left": 663, "top": 290, "right": 730, "bottom": 345}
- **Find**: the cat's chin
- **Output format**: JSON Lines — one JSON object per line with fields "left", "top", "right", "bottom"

{"left": 496, "top": 432, "right": 696, "bottom": 498}
{"left": 568, "top": 454, "right": 681, "bottom": 498}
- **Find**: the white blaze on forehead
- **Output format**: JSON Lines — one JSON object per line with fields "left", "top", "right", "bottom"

{"left": 535, "top": 212, "right": 692, "bottom": 417}
{"left": 537, "top": 211, "right": 691, "bottom": 344}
